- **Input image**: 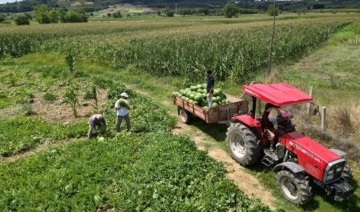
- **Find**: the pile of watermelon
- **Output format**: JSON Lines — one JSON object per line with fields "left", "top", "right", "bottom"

{"left": 172, "top": 84, "right": 229, "bottom": 109}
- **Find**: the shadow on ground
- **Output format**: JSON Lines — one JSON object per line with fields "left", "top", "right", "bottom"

{"left": 188, "top": 116, "right": 228, "bottom": 142}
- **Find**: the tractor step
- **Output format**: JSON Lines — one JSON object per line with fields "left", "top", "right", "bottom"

{"left": 261, "top": 149, "right": 279, "bottom": 167}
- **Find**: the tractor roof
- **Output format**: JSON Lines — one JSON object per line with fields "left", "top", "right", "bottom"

{"left": 242, "top": 83, "right": 313, "bottom": 107}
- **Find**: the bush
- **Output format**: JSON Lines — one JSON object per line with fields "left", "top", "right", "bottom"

{"left": 112, "top": 11, "right": 122, "bottom": 18}
{"left": 14, "top": 14, "right": 30, "bottom": 25}
{"left": 0, "top": 15, "right": 5, "bottom": 22}
{"left": 165, "top": 9, "right": 174, "bottom": 17}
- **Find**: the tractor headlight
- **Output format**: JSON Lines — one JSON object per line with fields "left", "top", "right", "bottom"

{"left": 327, "top": 174, "right": 334, "bottom": 181}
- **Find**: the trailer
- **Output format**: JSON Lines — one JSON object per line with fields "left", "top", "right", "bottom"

{"left": 173, "top": 94, "right": 248, "bottom": 124}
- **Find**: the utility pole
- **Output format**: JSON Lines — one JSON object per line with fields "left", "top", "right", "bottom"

{"left": 266, "top": 0, "right": 276, "bottom": 78}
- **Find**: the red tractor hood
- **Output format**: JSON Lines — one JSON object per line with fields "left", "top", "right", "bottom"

{"left": 243, "top": 83, "right": 313, "bottom": 107}
{"left": 282, "top": 132, "right": 341, "bottom": 164}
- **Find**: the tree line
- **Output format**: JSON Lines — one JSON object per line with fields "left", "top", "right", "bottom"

{"left": 14, "top": 4, "right": 88, "bottom": 25}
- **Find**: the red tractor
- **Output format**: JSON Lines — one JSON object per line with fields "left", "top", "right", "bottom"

{"left": 226, "top": 83, "right": 354, "bottom": 205}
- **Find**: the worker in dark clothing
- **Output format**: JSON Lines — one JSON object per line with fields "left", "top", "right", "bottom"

{"left": 262, "top": 103, "right": 281, "bottom": 151}
{"left": 206, "top": 69, "right": 215, "bottom": 107}
{"left": 88, "top": 114, "right": 106, "bottom": 139}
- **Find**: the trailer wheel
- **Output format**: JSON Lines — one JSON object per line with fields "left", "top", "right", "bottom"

{"left": 226, "top": 123, "right": 261, "bottom": 166}
{"left": 277, "top": 170, "right": 312, "bottom": 205}
{"left": 178, "top": 107, "right": 190, "bottom": 124}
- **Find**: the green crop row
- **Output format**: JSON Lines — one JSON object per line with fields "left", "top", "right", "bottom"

{"left": 0, "top": 17, "right": 354, "bottom": 84}
{"left": 0, "top": 133, "right": 269, "bottom": 211}
{"left": 38, "top": 19, "right": 351, "bottom": 83}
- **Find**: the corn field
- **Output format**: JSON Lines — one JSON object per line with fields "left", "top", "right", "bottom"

{"left": 0, "top": 16, "right": 355, "bottom": 83}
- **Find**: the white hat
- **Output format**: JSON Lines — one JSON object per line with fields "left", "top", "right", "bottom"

{"left": 120, "top": 92, "right": 129, "bottom": 98}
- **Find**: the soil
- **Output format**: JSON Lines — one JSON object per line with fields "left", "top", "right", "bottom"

{"left": 31, "top": 89, "right": 108, "bottom": 123}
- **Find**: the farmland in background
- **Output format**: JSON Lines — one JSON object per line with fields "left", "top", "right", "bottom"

{"left": 0, "top": 12, "right": 360, "bottom": 211}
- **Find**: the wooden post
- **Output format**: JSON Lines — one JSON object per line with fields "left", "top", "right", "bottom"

{"left": 320, "top": 107, "right": 327, "bottom": 132}
{"left": 306, "top": 86, "right": 313, "bottom": 115}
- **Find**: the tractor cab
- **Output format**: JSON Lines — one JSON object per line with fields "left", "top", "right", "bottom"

{"left": 243, "top": 82, "right": 312, "bottom": 121}
{"left": 232, "top": 83, "right": 313, "bottom": 146}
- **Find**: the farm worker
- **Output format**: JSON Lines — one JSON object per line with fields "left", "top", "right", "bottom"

{"left": 114, "top": 92, "right": 131, "bottom": 132}
{"left": 87, "top": 114, "right": 107, "bottom": 139}
{"left": 262, "top": 103, "right": 281, "bottom": 152}
{"left": 206, "top": 69, "right": 215, "bottom": 107}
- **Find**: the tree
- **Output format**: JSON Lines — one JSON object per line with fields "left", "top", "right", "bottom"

{"left": 224, "top": 3, "right": 238, "bottom": 18}
{"left": 267, "top": 4, "right": 279, "bottom": 16}
{"left": 61, "top": 10, "right": 88, "bottom": 23}
{"left": 49, "top": 10, "right": 59, "bottom": 23}
{"left": 35, "top": 4, "right": 50, "bottom": 24}
{"left": 58, "top": 9, "right": 66, "bottom": 22}
{"left": 14, "top": 14, "right": 30, "bottom": 25}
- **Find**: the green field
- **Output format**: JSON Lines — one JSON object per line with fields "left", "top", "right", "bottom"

{"left": 0, "top": 13, "right": 360, "bottom": 211}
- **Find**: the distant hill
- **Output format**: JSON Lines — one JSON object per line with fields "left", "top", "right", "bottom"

{"left": 0, "top": 0, "right": 359, "bottom": 13}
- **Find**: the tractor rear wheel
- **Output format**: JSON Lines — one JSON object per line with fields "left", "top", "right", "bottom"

{"left": 226, "top": 123, "right": 261, "bottom": 166}
{"left": 277, "top": 170, "right": 312, "bottom": 205}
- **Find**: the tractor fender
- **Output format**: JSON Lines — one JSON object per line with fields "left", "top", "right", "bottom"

{"left": 330, "top": 148, "right": 347, "bottom": 158}
{"left": 273, "top": 162, "right": 304, "bottom": 174}
{"left": 231, "top": 115, "right": 261, "bottom": 128}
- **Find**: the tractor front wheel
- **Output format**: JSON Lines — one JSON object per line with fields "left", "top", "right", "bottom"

{"left": 277, "top": 170, "right": 312, "bottom": 205}
{"left": 226, "top": 123, "right": 261, "bottom": 166}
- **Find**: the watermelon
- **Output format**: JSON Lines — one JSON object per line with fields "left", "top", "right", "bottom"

{"left": 190, "top": 85, "right": 197, "bottom": 91}
{"left": 214, "top": 88, "right": 222, "bottom": 96}
{"left": 194, "top": 94, "right": 202, "bottom": 101}
{"left": 119, "top": 99, "right": 129, "bottom": 107}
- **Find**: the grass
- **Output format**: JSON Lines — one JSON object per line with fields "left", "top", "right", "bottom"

{"left": 278, "top": 23, "right": 360, "bottom": 145}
